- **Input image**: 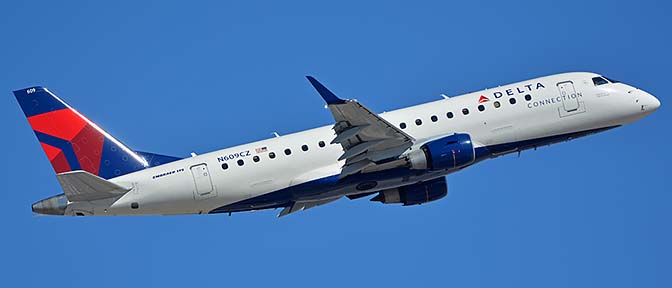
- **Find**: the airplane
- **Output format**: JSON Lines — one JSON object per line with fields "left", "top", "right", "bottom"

{"left": 15, "top": 72, "right": 660, "bottom": 217}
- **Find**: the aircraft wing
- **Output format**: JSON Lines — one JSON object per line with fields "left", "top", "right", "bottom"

{"left": 307, "top": 77, "right": 415, "bottom": 177}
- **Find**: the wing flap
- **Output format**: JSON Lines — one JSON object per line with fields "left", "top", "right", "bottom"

{"left": 331, "top": 125, "right": 368, "bottom": 144}
{"left": 340, "top": 159, "right": 375, "bottom": 177}
{"left": 277, "top": 197, "right": 341, "bottom": 218}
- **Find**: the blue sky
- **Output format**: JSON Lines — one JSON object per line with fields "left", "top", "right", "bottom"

{"left": 1, "top": 1, "right": 669, "bottom": 287}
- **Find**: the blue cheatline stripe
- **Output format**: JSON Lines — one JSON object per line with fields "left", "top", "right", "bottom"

{"left": 34, "top": 131, "right": 81, "bottom": 171}
{"left": 13, "top": 87, "right": 68, "bottom": 118}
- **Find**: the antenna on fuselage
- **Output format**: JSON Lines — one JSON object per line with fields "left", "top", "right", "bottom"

{"left": 272, "top": 132, "right": 281, "bottom": 138}
{"left": 441, "top": 94, "right": 450, "bottom": 99}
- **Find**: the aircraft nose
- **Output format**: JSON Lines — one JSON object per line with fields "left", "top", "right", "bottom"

{"left": 650, "top": 94, "right": 661, "bottom": 111}
{"left": 634, "top": 89, "right": 660, "bottom": 114}
{"left": 643, "top": 91, "right": 661, "bottom": 112}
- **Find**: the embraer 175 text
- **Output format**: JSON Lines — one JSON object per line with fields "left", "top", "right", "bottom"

{"left": 15, "top": 72, "right": 660, "bottom": 217}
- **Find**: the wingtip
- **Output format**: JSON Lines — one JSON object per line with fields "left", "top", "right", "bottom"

{"left": 306, "top": 76, "right": 346, "bottom": 105}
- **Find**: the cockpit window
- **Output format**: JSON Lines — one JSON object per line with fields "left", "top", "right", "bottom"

{"left": 592, "top": 77, "right": 609, "bottom": 86}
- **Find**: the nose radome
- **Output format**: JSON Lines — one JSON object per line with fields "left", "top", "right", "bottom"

{"left": 651, "top": 94, "right": 661, "bottom": 110}
{"left": 644, "top": 91, "right": 661, "bottom": 111}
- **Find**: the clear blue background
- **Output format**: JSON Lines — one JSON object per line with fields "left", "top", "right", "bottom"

{"left": 1, "top": 1, "right": 669, "bottom": 287}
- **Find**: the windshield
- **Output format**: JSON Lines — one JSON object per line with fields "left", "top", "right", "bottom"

{"left": 593, "top": 75, "right": 621, "bottom": 86}
{"left": 592, "top": 77, "right": 609, "bottom": 86}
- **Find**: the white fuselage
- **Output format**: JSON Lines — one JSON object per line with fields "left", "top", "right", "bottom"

{"left": 65, "top": 72, "right": 660, "bottom": 216}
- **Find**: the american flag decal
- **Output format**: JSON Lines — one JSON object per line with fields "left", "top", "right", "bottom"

{"left": 255, "top": 146, "right": 268, "bottom": 153}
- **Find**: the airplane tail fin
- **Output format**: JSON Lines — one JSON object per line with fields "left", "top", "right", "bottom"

{"left": 13, "top": 86, "right": 150, "bottom": 179}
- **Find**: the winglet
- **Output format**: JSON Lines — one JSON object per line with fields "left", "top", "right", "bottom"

{"left": 306, "top": 76, "right": 347, "bottom": 105}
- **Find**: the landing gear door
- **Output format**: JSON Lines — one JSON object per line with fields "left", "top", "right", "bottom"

{"left": 190, "top": 164, "right": 216, "bottom": 199}
{"left": 557, "top": 81, "right": 580, "bottom": 112}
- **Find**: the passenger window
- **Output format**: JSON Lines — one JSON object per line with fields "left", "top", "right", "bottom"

{"left": 494, "top": 101, "right": 501, "bottom": 108}
{"left": 318, "top": 141, "right": 326, "bottom": 148}
{"left": 253, "top": 156, "right": 260, "bottom": 162}
{"left": 237, "top": 159, "right": 244, "bottom": 166}
{"left": 301, "top": 144, "right": 309, "bottom": 152}
{"left": 221, "top": 163, "right": 229, "bottom": 170}
{"left": 478, "top": 105, "right": 485, "bottom": 112}
{"left": 525, "top": 94, "right": 532, "bottom": 101}
{"left": 269, "top": 152, "right": 276, "bottom": 159}
{"left": 400, "top": 122, "right": 407, "bottom": 129}
{"left": 431, "top": 115, "right": 438, "bottom": 122}
{"left": 415, "top": 119, "right": 422, "bottom": 126}
{"left": 509, "top": 97, "right": 517, "bottom": 105}
{"left": 592, "top": 77, "right": 608, "bottom": 86}
{"left": 462, "top": 108, "right": 469, "bottom": 115}
{"left": 446, "top": 112, "right": 454, "bottom": 119}
{"left": 284, "top": 148, "right": 292, "bottom": 155}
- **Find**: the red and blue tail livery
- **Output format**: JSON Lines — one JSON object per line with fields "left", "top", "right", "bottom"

{"left": 14, "top": 86, "right": 151, "bottom": 179}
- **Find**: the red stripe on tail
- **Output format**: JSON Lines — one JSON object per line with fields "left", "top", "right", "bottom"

{"left": 27, "top": 109, "right": 88, "bottom": 140}
{"left": 70, "top": 124, "right": 105, "bottom": 175}
{"left": 40, "top": 142, "right": 71, "bottom": 173}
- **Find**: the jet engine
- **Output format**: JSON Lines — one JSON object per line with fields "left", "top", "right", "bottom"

{"left": 407, "top": 133, "right": 475, "bottom": 171}
{"left": 371, "top": 177, "right": 447, "bottom": 206}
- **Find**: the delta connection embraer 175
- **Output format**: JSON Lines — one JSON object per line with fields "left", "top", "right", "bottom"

{"left": 15, "top": 72, "right": 660, "bottom": 217}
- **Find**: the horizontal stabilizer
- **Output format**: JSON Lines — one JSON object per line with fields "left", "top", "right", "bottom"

{"left": 56, "top": 170, "right": 132, "bottom": 201}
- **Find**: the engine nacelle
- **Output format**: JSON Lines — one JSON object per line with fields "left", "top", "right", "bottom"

{"left": 408, "top": 133, "right": 475, "bottom": 171}
{"left": 371, "top": 177, "right": 447, "bottom": 206}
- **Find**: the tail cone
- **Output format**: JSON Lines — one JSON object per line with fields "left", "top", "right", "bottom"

{"left": 32, "top": 194, "right": 68, "bottom": 215}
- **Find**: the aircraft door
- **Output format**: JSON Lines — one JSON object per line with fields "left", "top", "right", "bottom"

{"left": 190, "top": 164, "right": 215, "bottom": 199}
{"left": 557, "top": 81, "right": 580, "bottom": 112}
